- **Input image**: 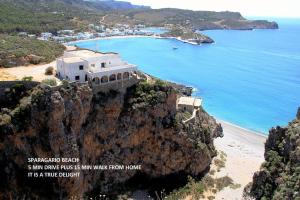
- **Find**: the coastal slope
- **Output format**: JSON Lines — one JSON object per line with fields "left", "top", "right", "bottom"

{"left": 0, "top": 34, "right": 65, "bottom": 67}
{"left": 0, "top": 0, "right": 278, "bottom": 34}
{"left": 244, "top": 108, "right": 300, "bottom": 200}
{"left": 103, "top": 9, "right": 279, "bottom": 31}
{"left": 0, "top": 80, "right": 222, "bottom": 199}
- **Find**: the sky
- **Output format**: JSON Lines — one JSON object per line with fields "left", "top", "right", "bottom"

{"left": 124, "top": 0, "right": 300, "bottom": 18}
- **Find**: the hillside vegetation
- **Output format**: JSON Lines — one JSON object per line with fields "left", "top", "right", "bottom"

{"left": 162, "top": 27, "right": 214, "bottom": 44}
{"left": 101, "top": 8, "right": 278, "bottom": 30}
{"left": 0, "top": 0, "right": 278, "bottom": 34}
{"left": 0, "top": 34, "right": 65, "bottom": 67}
{"left": 245, "top": 108, "right": 300, "bottom": 200}
{"left": 0, "top": 0, "right": 106, "bottom": 34}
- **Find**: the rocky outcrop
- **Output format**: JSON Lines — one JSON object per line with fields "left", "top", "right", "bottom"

{"left": 161, "top": 26, "right": 214, "bottom": 45}
{"left": 0, "top": 80, "right": 222, "bottom": 199}
{"left": 244, "top": 108, "right": 300, "bottom": 200}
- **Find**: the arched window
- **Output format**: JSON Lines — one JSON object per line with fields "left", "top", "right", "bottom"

{"left": 117, "top": 73, "right": 122, "bottom": 80}
{"left": 109, "top": 74, "right": 116, "bottom": 82}
{"left": 95, "top": 77, "right": 100, "bottom": 84}
{"left": 101, "top": 76, "right": 108, "bottom": 83}
{"left": 123, "top": 72, "right": 129, "bottom": 80}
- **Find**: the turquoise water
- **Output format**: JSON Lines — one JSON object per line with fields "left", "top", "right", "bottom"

{"left": 70, "top": 19, "right": 300, "bottom": 134}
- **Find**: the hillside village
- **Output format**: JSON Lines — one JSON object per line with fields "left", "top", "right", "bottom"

{"left": 20, "top": 23, "right": 156, "bottom": 43}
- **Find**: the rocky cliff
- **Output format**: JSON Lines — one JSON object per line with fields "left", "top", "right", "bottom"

{"left": 0, "top": 80, "right": 222, "bottom": 199}
{"left": 244, "top": 108, "right": 300, "bottom": 200}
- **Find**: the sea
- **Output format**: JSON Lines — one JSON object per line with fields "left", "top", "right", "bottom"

{"left": 69, "top": 18, "right": 300, "bottom": 134}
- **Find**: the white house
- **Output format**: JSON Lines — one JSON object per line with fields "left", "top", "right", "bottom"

{"left": 40, "top": 32, "right": 53, "bottom": 40}
{"left": 56, "top": 50, "right": 137, "bottom": 84}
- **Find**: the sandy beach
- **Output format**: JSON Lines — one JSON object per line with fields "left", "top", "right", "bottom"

{"left": 68, "top": 35, "right": 199, "bottom": 46}
{"left": 211, "top": 120, "right": 266, "bottom": 200}
{"left": 68, "top": 35, "right": 157, "bottom": 44}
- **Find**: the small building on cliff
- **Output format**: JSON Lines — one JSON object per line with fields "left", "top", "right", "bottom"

{"left": 56, "top": 50, "right": 137, "bottom": 85}
{"left": 177, "top": 96, "right": 202, "bottom": 113}
{"left": 177, "top": 96, "right": 202, "bottom": 123}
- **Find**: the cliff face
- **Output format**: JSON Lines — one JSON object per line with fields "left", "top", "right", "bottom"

{"left": 0, "top": 81, "right": 222, "bottom": 199}
{"left": 245, "top": 108, "right": 300, "bottom": 200}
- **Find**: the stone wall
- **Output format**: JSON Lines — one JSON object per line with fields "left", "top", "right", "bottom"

{"left": 91, "top": 77, "right": 141, "bottom": 94}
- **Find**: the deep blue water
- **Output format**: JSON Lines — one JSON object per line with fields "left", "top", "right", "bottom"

{"left": 70, "top": 18, "right": 300, "bottom": 134}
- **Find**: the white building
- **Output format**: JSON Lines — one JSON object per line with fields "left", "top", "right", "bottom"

{"left": 177, "top": 96, "right": 202, "bottom": 113}
{"left": 56, "top": 50, "right": 137, "bottom": 84}
{"left": 40, "top": 32, "right": 53, "bottom": 40}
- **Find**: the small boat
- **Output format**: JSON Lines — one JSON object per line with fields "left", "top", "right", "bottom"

{"left": 173, "top": 47, "right": 178, "bottom": 50}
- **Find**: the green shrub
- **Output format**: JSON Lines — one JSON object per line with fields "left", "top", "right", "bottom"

{"left": 22, "top": 76, "right": 33, "bottom": 81}
{"left": 129, "top": 81, "right": 168, "bottom": 109}
{"left": 215, "top": 176, "right": 234, "bottom": 191}
{"left": 2, "top": 83, "right": 30, "bottom": 108}
{"left": 11, "top": 100, "right": 31, "bottom": 132}
{"left": 165, "top": 176, "right": 204, "bottom": 200}
{"left": 214, "top": 158, "right": 225, "bottom": 172}
{"left": 0, "top": 114, "right": 11, "bottom": 126}
{"left": 155, "top": 79, "right": 167, "bottom": 87}
{"left": 230, "top": 183, "right": 242, "bottom": 189}
{"left": 45, "top": 66, "right": 54, "bottom": 75}
{"left": 42, "top": 78, "right": 57, "bottom": 86}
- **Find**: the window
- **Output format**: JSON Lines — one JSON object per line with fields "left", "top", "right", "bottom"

{"left": 101, "top": 76, "right": 108, "bottom": 83}
{"left": 123, "top": 72, "right": 129, "bottom": 79}
{"left": 75, "top": 76, "right": 80, "bottom": 81}
{"left": 79, "top": 65, "right": 84, "bottom": 70}
{"left": 95, "top": 77, "right": 100, "bottom": 84}
{"left": 117, "top": 73, "right": 122, "bottom": 80}
{"left": 109, "top": 74, "right": 116, "bottom": 82}
{"left": 101, "top": 62, "right": 106, "bottom": 68}
{"left": 85, "top": 75, "right": 88, "bottom": 81}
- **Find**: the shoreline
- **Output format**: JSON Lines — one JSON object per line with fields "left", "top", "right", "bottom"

{"left": 67, "top": 35, "right": 156, "bottom": 44}
{"left": 210, "top": 118, "right": 266, "bottom": 200}
{"left": 66, "top": 35, "right": 200, "bottom": 46}
{"left": 217, "top": 119, "right": 267, "bottom": 138}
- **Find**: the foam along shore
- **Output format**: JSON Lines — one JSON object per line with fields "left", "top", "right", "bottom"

{"left": 67, "top": 35, "right": 201, "bottom": 46}
{"left": 212, "top": 119, "right": 267, "bottom": 200}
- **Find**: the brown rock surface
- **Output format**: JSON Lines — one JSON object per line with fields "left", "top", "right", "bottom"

{"left": 0, "top": 81, "right": 222, "bottom": 199}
